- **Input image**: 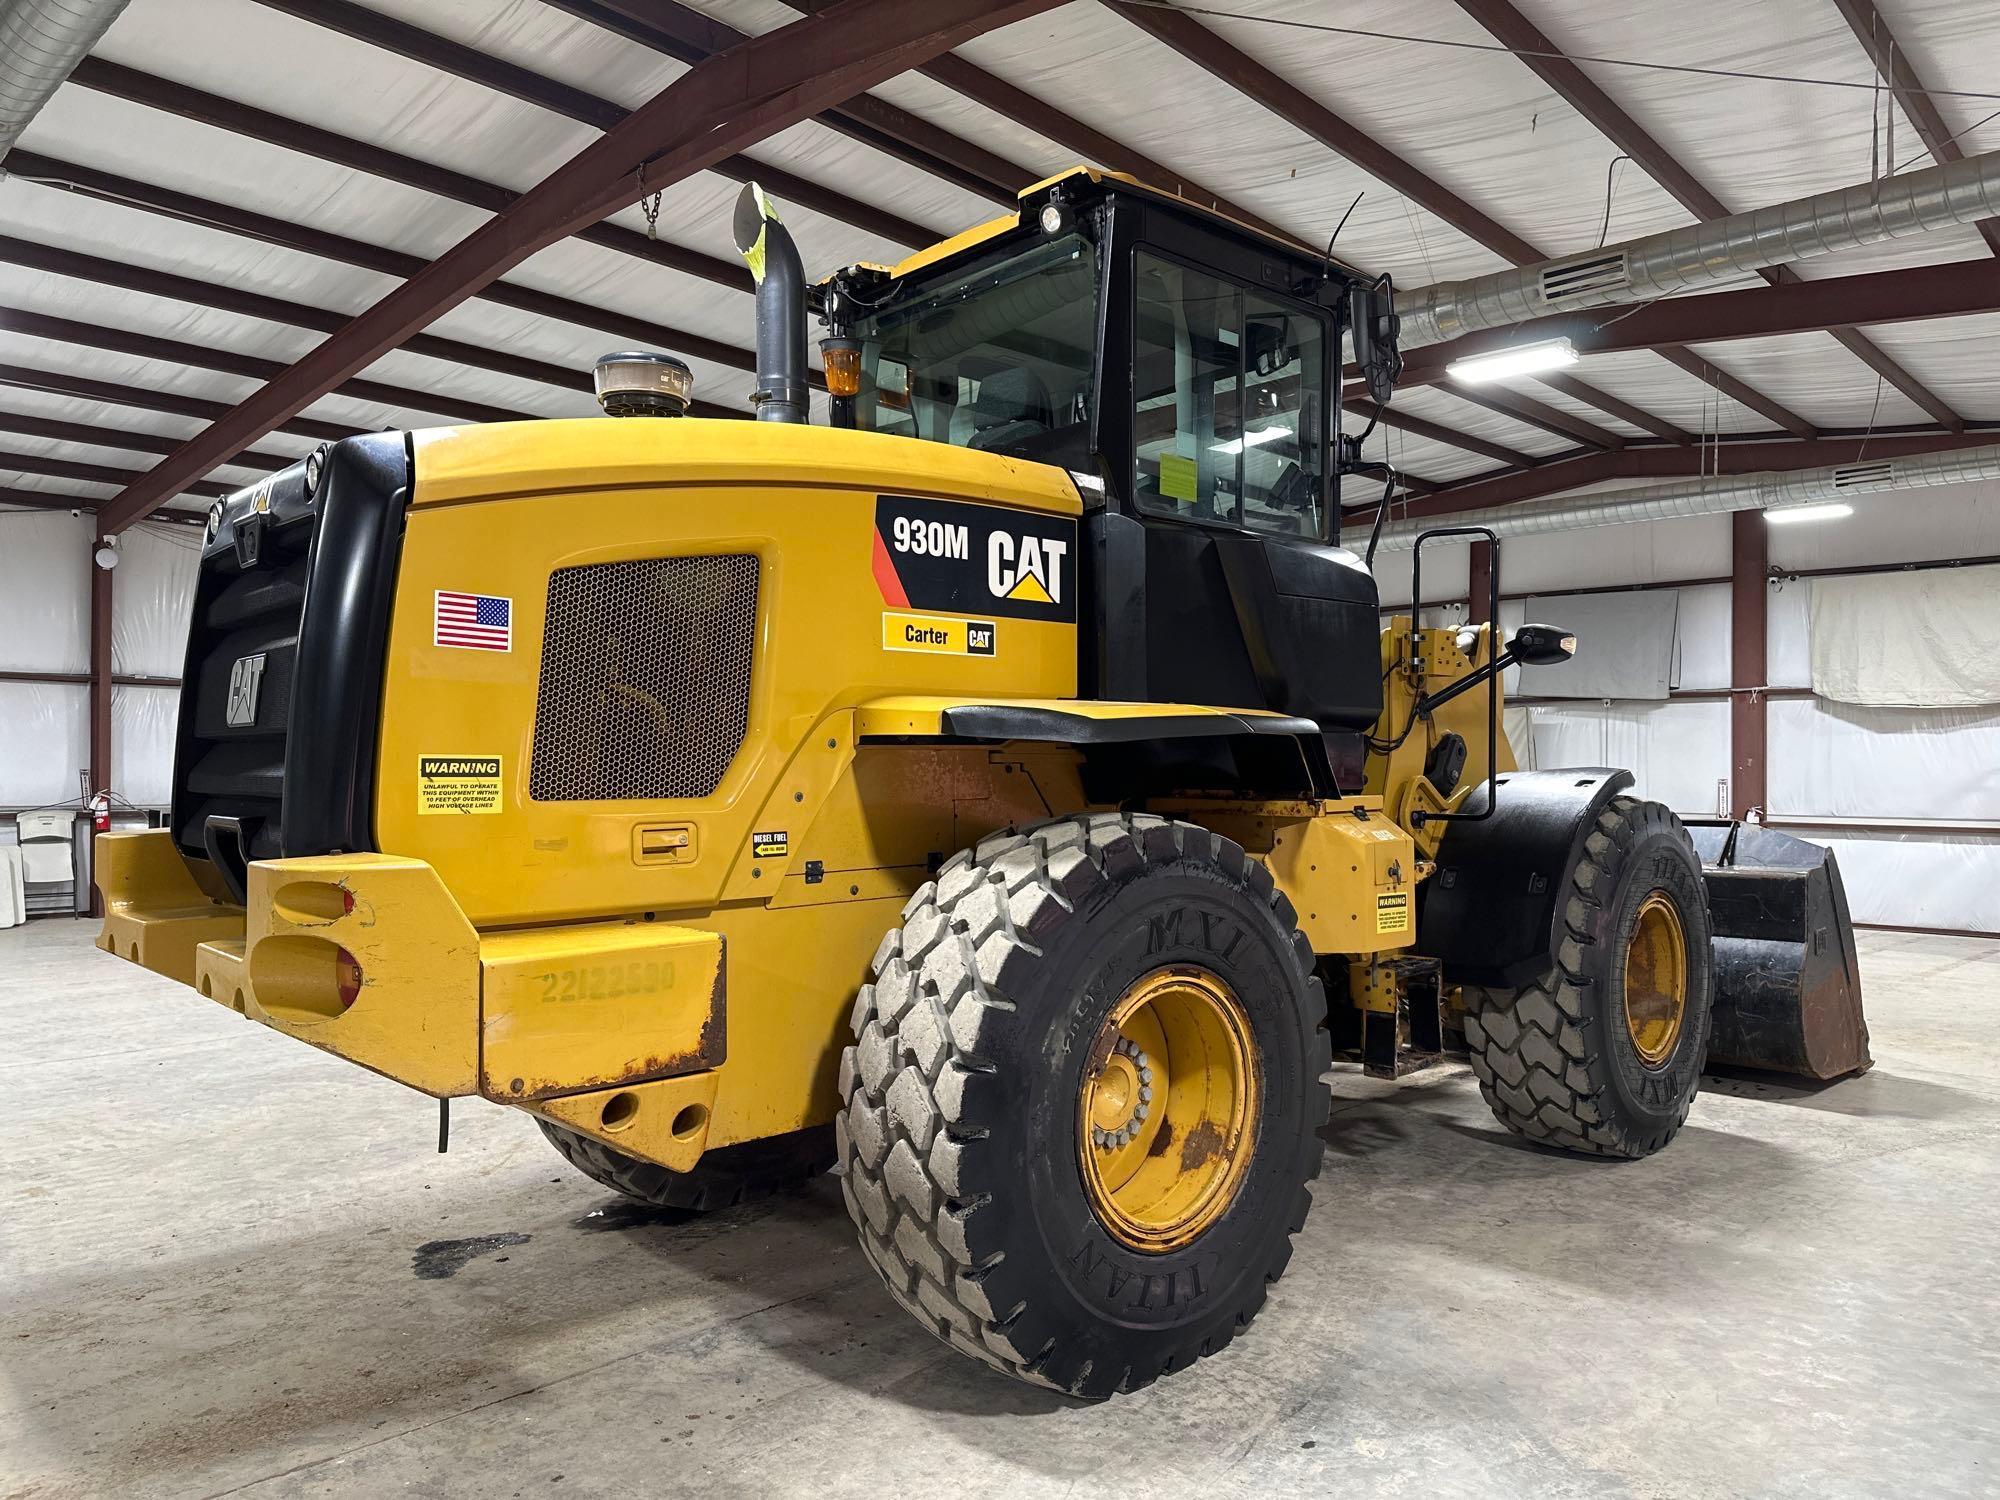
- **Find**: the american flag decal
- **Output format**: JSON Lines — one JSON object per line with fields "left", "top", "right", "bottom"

{"left": 434, "top": 590, "right": 512, "bottom": 652}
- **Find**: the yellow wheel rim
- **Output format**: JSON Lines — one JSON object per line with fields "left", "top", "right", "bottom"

{"left": 1077, "top": 965, "right": 1259, "bottom": 1253}
{"left": 1623, "top": 891, "right": 1689, "bottom": 1067}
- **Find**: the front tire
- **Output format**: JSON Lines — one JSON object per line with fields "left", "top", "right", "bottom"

{"left": 835, "top": 814, "right": 1331, "bottom": 1400}
{"left": 1461, "top": 795, "right": 1714, "bottom": 1158}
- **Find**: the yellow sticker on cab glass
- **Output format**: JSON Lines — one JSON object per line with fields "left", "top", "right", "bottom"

{"left": 418, "top": 756, "right": 502, "bottom": 815}
{"left": 1376, "top": 891, "right": 1411, "bottom": 933}
{"left": 1158, "top": 453, "right": 1197, "bottom": 503}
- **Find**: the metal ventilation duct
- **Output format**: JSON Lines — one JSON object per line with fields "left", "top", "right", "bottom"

{"left": 1344, "top": 443, "right": 2000, "bottom": 553}
{"left": 0, "top": 0, "right": 129, "bottom": 159}
{"left": 1396, "top": 151, "right": 2000, "bottom": 348}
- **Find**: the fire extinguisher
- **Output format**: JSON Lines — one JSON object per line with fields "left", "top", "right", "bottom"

{"left": 90, "top": 791, "right": 111, "bottom": 834}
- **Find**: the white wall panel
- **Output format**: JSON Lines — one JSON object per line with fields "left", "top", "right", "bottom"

{"left": 111, "top": 687, "right": 179, "bottom": 809}
{"left": 1768, "top": 698, "right": 2000, "bottom": 822}
{"left": 0, "top": 682, "right": 87, "bottom": 807}
{"left": 1768, "top": 481, "right": 2000, "bottom": 573}
{"left": 1373, "top": 539, "right": 1468, "bottom": 612}
{"left": 1518, "top": 591, "right": 1678, "bottom": 699}
{"left": 112, "top": 528, "right": 202, "bottom": 679}
{"left": 1493, "top": 513, "right": 1731, "bottom": 596}
{"left": 0, "top": 512, "right": 88, "bottom": 674}
{"left": 1519, "top": 701, "right": 1730, "bottom": 818}
{"left": 1792, "top": 831, "right": 2000, "bottom": 935}
{"left": 1673, "top": 584, "right": 1732, "bottom": 692}
{"left": 1767, "top": 580, "right": 1811, "bottom": 689}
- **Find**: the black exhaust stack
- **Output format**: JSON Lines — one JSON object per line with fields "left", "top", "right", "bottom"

{"left": 732, "top": 183, "right": 808, "bottom": 423}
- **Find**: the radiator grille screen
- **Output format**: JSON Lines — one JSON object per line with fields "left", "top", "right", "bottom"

{"left": 530, "top": 554, "right": 759, "bottom": 802}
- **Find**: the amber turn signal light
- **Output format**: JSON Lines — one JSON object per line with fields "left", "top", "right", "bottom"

{"left": 821, "top": 337, "right": 862, "bottom": 398}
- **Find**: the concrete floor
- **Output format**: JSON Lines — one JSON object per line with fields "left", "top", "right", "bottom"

{"left": 3, "top": 920, "right": 1997, "bottom": 1499}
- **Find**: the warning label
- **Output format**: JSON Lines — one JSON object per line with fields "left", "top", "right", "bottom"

{"left": 418, "top": 756, "right": 503, "bottom": 815}
{"left": 1376, "top": 891, "right": 1411, "bottom": 933}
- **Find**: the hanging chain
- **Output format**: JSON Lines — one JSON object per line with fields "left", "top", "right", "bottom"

{"left": 637, "top": 166, "right": 663, "bottom": 240}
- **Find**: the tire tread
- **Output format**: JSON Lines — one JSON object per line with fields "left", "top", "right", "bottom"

{"left": 836, "top": 812, "right": 1330, "bottom": 1399}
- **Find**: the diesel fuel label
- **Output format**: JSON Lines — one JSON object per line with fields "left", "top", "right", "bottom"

{"left": 418, "top": 756, "right": 503, "bottom": 815}
{"left": 751, "top": 830, "right": 790, "bottom": 859}
{"left": 882, "top": 611, "right": 997, "bottom": 657}
{"left": 873, "top": 494, "right": 1076, "bottom": 624}
{"left": 1376, "top": 891, "right": 1412, "bottom": 933}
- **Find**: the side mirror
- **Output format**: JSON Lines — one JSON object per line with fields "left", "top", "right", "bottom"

{"left": 1509, "top": 622, "right": 1577, "bottom": 666}
{"left": 1347, "top": 273, "right": 1403, "bottom": 407}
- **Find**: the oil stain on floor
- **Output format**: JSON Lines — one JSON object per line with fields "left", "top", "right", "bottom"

{"left": 411, "top": 1232, "right": 530, "bottom": 1279}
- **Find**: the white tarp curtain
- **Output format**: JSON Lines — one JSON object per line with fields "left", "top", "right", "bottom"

{"left": 0, "top": 682, "right": 88, "bottom": 808}
{"left": 112, "top": 687, "right": 180, "bottom": 809}
{"left": 1514, "top": 701, "right": 1730, "bottom": 818}
{"left": 1767, "top": 697, "right": 2000, "bottom": 823}
{"left": 1517, "top": 591, "right": 1680, "bottom": 700}
{"left": 1, "top": 516, "right": 195, "bottom": 808}
{"left": 1809, "top": 564, "right": 2000, "bottom": 708}
{"left": 0, "top": 512, "right": 88, "bottom": 674}
{"left": 1, "top": 513, "right": 89, "bottom": 808}
{"left": 1791, "top": 829, "right": 2000, "bottom": 934}
{"left": 113, "top": 528, "right": 201, "bottom": 679}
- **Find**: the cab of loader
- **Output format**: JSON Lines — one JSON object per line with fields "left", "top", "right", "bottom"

{"left": 812, "top": 171, "right": 1392, "bottom": 769}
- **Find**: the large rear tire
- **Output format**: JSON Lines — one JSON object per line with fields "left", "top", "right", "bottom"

{"left": 1461, "top": 795, "right": 1714, "bottom": 1159}
{"left": 835, "top": 813, "right": 1330, "bottom": 1400}
{"left": 538, "top": 1120, "right": 832, "bottom": 1211}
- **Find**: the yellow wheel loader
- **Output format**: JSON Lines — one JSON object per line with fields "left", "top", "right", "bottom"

{"left": 96, "top": 169, "right": 1869, "bottom": 1400}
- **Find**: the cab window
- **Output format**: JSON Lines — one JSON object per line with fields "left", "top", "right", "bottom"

{"left": 1133, "top": 252, "right": 1326, "bottom": 537}
{"left": 843, "top": 233, "right": 1097, "bottom": 464}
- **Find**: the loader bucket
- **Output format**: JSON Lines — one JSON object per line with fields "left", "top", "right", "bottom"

{"left": 1683, "top": 822, "right": 1872, "bottom": 1081}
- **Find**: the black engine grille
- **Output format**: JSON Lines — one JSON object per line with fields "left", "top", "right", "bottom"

{"left": 529, "top": 554, "right": 759, "bottom": 802}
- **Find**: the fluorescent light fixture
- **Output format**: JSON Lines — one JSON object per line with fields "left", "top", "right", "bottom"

{"left": 1764, "top": 502, "right": 1853, "bottom": 525}
{"left": 1210, "top": 426, "right": 1289, "bottom": 455}
{"left": 1446, "top": 336, "right": 1579, "bottom": 384}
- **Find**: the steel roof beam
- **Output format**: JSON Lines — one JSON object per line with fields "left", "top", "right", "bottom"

{"left": 1451, "top": 0, "right": 1966, "bottom": 433}
{"left": 1107, "top": 0, "right": 1806, "bottom": 442}
{"left": 1538, "top": 372, "right": 1688, "bottom": 445}
{"left": 98, "top": 0, "right": 1070, "bottom": 530}
{"left": 254, "top": 0, "right": 940, "bottom": 249}
{"left": 0, "top": 360, "right": 365, "bottom": 442}
{"left": 1830, "top": 0, "right": 2000, "bottom": 257}
{"left": 42, "top": 53, "right": 1514, "bottom": 467}
{"left": 545, "top": 0, "right": 1031, "bottom": 202}
{"left": 0, "top": 410, "right": 293, "bottom": 470}
{"left": 0, "top": 233, "right": 751, "bottom": 420}
{"left": 4, "top": 150, "right": 769, "bottom": 382}
{"left": 0, "top": 448, "right": 235, "bottom": 498}
{"left": 782, "top": 0, "right": 1311, "bottom": 252}
{"left": 68, "top": 58, "right": 753, "bottom": 294}
{"left": 1384, "top": 428, "right": 2000, "bottom": 518}
{"left": 1349, "top": 399, "right": 1537, "bottom": 468}
{"left": 0, "top": 307, "right": 538, "bottom": 426}
{"left": 1442, "top": 386, "right": 1625, "bottom": 450}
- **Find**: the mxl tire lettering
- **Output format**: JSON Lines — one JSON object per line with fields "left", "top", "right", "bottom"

{"left": 873, "top": 495, "right": 1076, "bottom": 623}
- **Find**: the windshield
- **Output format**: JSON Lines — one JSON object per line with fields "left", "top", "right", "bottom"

{"left": 841, "top": 232, "right": 1097, "bottom": 465}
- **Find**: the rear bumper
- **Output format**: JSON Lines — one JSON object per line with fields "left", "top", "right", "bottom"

{"left": 94, "top": 829, "right": 726, "bottom": 1168}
